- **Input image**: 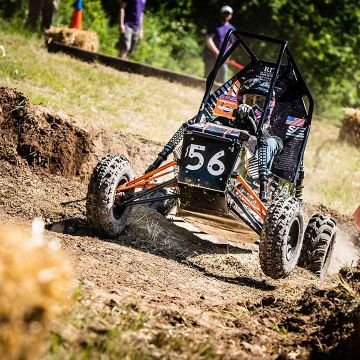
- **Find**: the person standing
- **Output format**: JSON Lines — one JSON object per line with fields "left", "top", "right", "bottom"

{"left": 26, "top": 0, "right": 60, "bottom": 31}
{"left": 118, "top": 0, "right": 146, "bottom": 59}
{"left": 203, "top": 5, "right": 235, "bottom": 83}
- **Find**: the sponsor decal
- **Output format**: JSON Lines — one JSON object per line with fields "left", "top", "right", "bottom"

{"left": 218, "top": 95, "right": 237, "bottom": 102}
{"left": 286, "top": 125, "right": 306, "bottom": 139}
{"left": 217, "top": 105, "right": 233, "bottom": 113}
{"left": 286, "top": 116, "right": 305, "bottom": 127}
{"left": 212, "top": 80, "right": 240, "bottom": 119}
{"left": 259, "top": 66, "right": 275, "bottom": 81}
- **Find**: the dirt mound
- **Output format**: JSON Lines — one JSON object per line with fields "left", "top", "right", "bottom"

{"left": 339, "top": 108, "right": 360, "bottom": 147}
{"left": 0, "top": 87, "right": 93, "bottom": 177}
{"left": 0, "top": 87, "right": 160, "bottom": 178}
{"left": 247, "top": 263, "right": 360, "bottom": 358}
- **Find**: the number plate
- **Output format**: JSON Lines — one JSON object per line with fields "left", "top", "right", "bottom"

{"left": 178, "top": 130, "right": 241, "bottom": 191}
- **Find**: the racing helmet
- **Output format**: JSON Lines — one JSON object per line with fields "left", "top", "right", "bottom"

{"left": 239, "top": 78, "right": 275, "bottom": 112}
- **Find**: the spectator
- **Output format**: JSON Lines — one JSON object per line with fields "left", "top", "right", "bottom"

{"left": 26, "top": 0, "right": 60, "bottom": 31}
{"left": 203, "top": 5, "right": 235, "bottom": 83}
{"left": 118, "top": 0, "right": 146, "bottom": 59}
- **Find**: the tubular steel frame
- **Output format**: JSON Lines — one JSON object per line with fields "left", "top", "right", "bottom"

{"left": 112, "top": 29, "right": 315, "bottom": 235}
{"left": 114, "top": 159, "right": 268, "bottom": 235}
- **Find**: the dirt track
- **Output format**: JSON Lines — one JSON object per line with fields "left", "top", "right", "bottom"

{"left": 1, "top": 87, "right": 360, "bottom": 358}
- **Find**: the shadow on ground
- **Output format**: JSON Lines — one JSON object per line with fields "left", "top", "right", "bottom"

{"left": 46, "top": 206, "right": 276, "bottom": 291}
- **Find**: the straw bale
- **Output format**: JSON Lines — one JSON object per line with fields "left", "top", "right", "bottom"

{"left": 339, "top": 108, "right": 360, "bottom": 147}
{"left": 0, "top": 221, "right": 73, "bottom": 359}
{"left": 45, "top": 26, "right": 99, "bottom": 52}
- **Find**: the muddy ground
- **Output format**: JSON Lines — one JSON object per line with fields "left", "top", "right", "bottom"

{"left": 1, "top": 87, "right": 359, "bottom": 359}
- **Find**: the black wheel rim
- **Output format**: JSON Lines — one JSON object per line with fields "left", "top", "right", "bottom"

{"left": 113, "top": 176, "right": 129, "bottom": 220}
{"left": 286, "top": 217, "right": 300, "bottom": 261}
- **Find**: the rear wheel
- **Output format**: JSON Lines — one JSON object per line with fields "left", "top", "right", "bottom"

{"left": 86, "top": 154, "right": 134, "bottom": 237}
{"left": 298, "top": 214, "right": 337, "bottom": 279}
{"left": 259, "top": 197, "right": 304, "bottom": 279}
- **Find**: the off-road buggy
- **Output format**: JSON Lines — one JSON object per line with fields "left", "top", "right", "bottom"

{"left": 86, "top": 30, "right": 337, "bottom": 279}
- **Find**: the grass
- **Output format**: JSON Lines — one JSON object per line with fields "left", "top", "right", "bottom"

{"left": 304, "top": 117, "right": 360, "bottom": 215}
{"left": 0, "top": 23, "right": 203, "bottom": 143}
{"left": 45, "top": 286, "right": 219, "bottom": 360}
{"left": 0, "top": 23, "right": 359, "bottom": 215}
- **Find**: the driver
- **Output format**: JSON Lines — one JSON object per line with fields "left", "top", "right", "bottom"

{"left": 233, "top": 78, "right": 283, "bottom": 172}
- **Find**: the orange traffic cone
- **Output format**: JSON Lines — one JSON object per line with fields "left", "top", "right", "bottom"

{"left": 70, "top": 0, "right": 83, "bottom": 29}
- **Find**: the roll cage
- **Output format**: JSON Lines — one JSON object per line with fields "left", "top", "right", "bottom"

{"left": 198, "top": 29, "right": 314, "bottom": 199}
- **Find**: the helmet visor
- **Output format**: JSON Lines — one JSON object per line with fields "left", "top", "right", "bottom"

{"left": 243, "top": 94, "right": 266, "bottom": 110}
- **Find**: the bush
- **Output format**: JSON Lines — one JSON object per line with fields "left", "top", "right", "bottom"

{"left": 131, "top": 11, "right": 203, "bottom": 76}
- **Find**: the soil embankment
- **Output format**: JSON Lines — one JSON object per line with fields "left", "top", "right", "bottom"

{"left": 0, "top": 87, "right": 160, "bottom": 178}
{"left": 0, "top": 87, "right": 359, "bottom": 359}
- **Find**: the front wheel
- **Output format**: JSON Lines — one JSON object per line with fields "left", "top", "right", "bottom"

{"left": 259, "top": 197, "right": 304, "bottom": 279}
{"left": 298, "top": 214, "right": 337, "bottom": 279}
{"left": 86, "top": 154, "right": 134, "bottom": 237}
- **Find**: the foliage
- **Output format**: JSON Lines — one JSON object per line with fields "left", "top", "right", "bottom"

{"left": 131, "top": 10, "right": 203, "bottom": 76}
{"left": 54, "top": 1, "right": 204, "bottom": 73}
{"left": 142, "top": 0, "right": 359, "bottom": 112}
{"left": 266, "top": 0, "right": 360, "bottom": 111}
{"left": 0, "top": 0, "right": 26, "bottom": 18}
{"left": 55, "top": 0, "right": 118, "bottom": 55}
{"left": 0, "top": 0, "right": 359, "bottom": 114}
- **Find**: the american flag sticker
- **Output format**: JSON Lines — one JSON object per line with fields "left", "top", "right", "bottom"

{"left": 286, "top": 116, "right": 305, "bottom": 127}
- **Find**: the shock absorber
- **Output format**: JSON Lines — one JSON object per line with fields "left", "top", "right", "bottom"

{"left": 145, "top": 117, "right": 197, "bottom": 173}
{"left": 257, "top": 135, "right": 268, "bottom": 202}
{"left": 295, "top": 162, "right": 304, "bottom": 202}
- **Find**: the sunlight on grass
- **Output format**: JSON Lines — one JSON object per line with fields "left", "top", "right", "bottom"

{"left": 0, "top": 29, "right": 203, "bottom": 142}
{"left": 304, "top": 118, "right": 360, "bottom": 215}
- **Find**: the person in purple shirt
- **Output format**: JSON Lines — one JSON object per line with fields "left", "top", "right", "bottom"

{"left": 203, "top": 5, "right": 235, "bottom": 83}
{"left": 118, "top": 0, "right": 146, "bottom": 59}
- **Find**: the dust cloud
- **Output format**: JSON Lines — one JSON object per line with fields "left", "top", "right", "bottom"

{"left": 328, "top": 227, "right": 359, "bottom": 273}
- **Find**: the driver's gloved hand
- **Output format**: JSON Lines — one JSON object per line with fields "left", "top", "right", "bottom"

{"left": 236, "top": 104, "right": 254, "bottom": 120}
{"left": 233, "top": 104, "right": 257, "bottom": 135}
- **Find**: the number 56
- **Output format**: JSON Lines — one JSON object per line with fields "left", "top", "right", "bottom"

{"left": 185, "top": 144, "right": 225, "bottom": 176}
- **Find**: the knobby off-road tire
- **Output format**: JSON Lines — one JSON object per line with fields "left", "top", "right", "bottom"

{"left": 259, "top": 197, "right": 304, "bottom": 279}
{"left": 86, "top": 154, "right": 134, "bottom": 238}
{"left": 298, "top": 214, "right": 337, "bottom": 279}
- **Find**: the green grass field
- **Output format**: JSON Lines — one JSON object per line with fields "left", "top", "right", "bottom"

{"left": 0, "top": 26, "right": 203, "bottom": 142}
{"left": 0, "top": 26, "right": 359, "bottom": 215}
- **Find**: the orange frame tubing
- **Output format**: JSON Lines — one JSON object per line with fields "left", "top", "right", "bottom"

{"left": 234, "top": 186, "right": 264, "bottom": 220}
{"left": 116, "top": 160, "right": 177, "bottom": 192}
{"left": 236, "top": 175, "right": 267, "bottom": 218}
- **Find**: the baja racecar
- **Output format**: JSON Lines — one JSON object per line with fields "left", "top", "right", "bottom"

{"left": 86, "top": 30, "right": 337, "bottom": 280}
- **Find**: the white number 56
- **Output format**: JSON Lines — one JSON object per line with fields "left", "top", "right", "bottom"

{"left": 185, "top": 144, "right": 225, "bottom": 176}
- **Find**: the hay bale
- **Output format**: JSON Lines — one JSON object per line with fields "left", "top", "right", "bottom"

{"left": 339, "top": 108, "right": 360, "bottom": 147}
{"left": 45, "top": 26, "right": 99, "bottom": 52}
{"left": 0, "top": 221, "right": 73, "bottom": 359}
